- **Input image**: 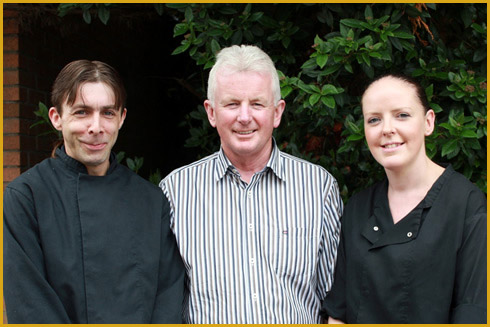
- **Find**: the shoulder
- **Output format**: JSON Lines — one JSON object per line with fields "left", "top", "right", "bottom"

{"left": 161, "top": 152, "right": 219, "bottom": 182}
{"left": 439, "top": 166, "right": 486, "bottom": 214}
{"left": 278, "top": 150, "right": 336, "bottom": 181}
{"left": 5, "top": 158, "right": 56, "bottom": 194}
{"left": 114, "top": 163, "right": 162, "bottom": 194}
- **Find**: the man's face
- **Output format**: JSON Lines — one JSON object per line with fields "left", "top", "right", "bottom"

{"left": 204, "top": 70, "right": 285, "bottom": 164}
{"left": 49, "top": 82, "right": 126, "bottom": 176}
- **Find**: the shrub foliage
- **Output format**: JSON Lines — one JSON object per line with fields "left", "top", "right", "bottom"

{"left": 58, "top": 3, "right": 487, "bottom": 198}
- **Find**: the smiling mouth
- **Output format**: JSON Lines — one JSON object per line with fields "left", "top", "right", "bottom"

{"left": 382, "top": 143, "right": 403, "bottom": 149}
{"left": 83, "top": 142, "right": 107, "bottom": 150}
{"left": 235, "top": 130, "right": 255, "bottom": 135}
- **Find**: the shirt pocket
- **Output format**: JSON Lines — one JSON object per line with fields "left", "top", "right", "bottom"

{"left": 263, "top": 227, "right": 319, "bottom": 279}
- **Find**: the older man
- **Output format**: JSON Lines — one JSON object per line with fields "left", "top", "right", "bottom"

{"left": 160, "top": 45, "right": 343, "bottom": 323}
{"left": 4, "top": 60, "right": 184, "bottom": 323}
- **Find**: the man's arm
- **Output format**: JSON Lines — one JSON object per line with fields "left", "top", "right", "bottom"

{"left": 316, "top": 178, "right": 343, "bottom": 300}
{"left": 150, "top": 196, "right": 185, "bottom": 323}
{"left": 3, "top": 187, "right": 71, "bottom": 323}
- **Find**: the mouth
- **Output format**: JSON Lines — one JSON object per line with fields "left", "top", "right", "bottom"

{"left": 234, "top": 130, "right": 256, "bottom": 135}
{"left": 381, "top": 142, "right": 403, "bottom": 149}
{"left": 82, "top": 142, "right": 107, "bottom": 151}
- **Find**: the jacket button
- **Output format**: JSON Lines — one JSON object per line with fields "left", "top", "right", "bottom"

{"left": 373, "top": 226, "right": 379, "bottom": 231}
{"left": 407, "top": 232, "right": 413, "bottom": 237}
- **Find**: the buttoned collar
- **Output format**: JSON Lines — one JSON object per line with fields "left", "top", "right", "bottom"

{"left": 214, "top": 138, "right": 285, "bottom": 182}
{"left": 55, "top": 145, "right": 118, "bottom": 176}
{"left": 361, "top": 165, "right": 454, "bottom": 249}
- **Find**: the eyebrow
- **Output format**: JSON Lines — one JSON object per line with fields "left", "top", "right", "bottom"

{"left": 71, "top": 103, "right": 117, "bottom": 110}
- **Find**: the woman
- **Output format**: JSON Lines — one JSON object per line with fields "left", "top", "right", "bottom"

{"left": 322, "top": 74, "right": 486, "bottom": 323}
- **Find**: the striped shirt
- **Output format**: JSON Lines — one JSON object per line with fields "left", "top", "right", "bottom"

{"left": 159, "top": 142, "right": 343, "bottom": 323}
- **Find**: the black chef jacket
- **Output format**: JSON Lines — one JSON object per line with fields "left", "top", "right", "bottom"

{"left": 322, "top": 165, "right": 486, "bottom": 323}
{"left": 4, "top": 146, "right": 185, "bottom": 323}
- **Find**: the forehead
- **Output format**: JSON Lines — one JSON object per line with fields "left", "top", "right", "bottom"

{"left": 362, "top": 77, "right": 418, "bottom": 109}
{"left": 215, "top": 70, "right": 272, "bottom": 98}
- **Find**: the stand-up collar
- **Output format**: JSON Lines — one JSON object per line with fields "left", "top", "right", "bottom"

{"left": 55, "top": 145, "right": 118, "bottom": 175}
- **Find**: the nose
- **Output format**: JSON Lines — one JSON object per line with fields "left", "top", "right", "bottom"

{"left": 236, "top": 103, "right": 252, "bottom": 124}
{"left": 88, "top": 113, "right": 102, "bottom": 134}
{"left": 382, "top": 118, "right": 395, "bottom": 136}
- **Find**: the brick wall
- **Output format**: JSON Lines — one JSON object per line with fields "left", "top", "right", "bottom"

{"left": 3, "top": 8, "right": 58, "bottom": 190}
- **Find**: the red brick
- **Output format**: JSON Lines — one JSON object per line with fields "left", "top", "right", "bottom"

{"left": 3, "top": 53, "right": 19, "bottom": 69}
{"left": 3, "top": 70, "right": 19, "bottom": 85}
{"left": 3, "top": 18, "right": 19, "bottom": 34}
{"left": 3, "top": 135, "right": 20, "bottom": 150}
{"left": 3, "top": 151, "right": 23, "bottom": 166}
{"left": 3, "top": 35, "right": 19, "bottom": 51}
{"left": 3, "top": 86, "right": 19, "bottom": 101}
{"left": 3, "top": 103, "right": 20, "bottom": 117}
{"left": 3, "top": 118, "right": 20, "bottom": 134}
{"left": 3, "top": 118, "right": 31, "bottom": 134}
{"left": 3, "top": 167, "right": 21, "bottom": 182}
{"left": 3, "top": 9, "right": 19, "bottom": 18}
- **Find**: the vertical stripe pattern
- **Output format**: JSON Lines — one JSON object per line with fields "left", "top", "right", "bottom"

{"left": 160, "top": 143, "right": 343, "bottom": 323}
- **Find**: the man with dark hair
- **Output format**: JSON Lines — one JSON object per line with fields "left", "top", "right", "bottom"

{"left": 4, "top": 60, "right": 185, "bottom": 323}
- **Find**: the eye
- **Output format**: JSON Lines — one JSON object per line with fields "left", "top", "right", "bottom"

{"left": 103, "top": 110, "right": 117, "bottom": 117}
{"left": 397, "top": 112, "right": 411, "bottom": 119}
{"left": 367, "top": 117, "right": 380, "bottom": 125}
{"left": 73, "top": 110, "right": 87, "bottom": 116}
{"left": 252, "top": 102, "right": 264, "bottom": 108}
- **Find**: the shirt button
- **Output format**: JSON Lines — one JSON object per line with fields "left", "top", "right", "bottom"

{"left": 252, "top": 294, "right": 258, "bottom": 300}
{"left": 249, "top": 223, "right": 253, "bottom": 230}
{"left": 250, "top": 258, "right": 255, "bottom": 264}
{"left": 373, "top": 226, "right": 379, "bottom": 231}
{"left": 247, "top": 191, "right": 252, "bottom": 199}
{"left": 407, "top": 232, "right": 413, "bottom": 237}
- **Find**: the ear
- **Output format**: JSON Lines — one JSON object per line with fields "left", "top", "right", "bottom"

{"left": 273, "top": 100, "right": 286, "bottom": 128}
{"left": 204, "top": 100, "right": 217, "bottom": 128}
{"left": 119, "top": 108, "right": 127, "bottom": 130}
{"left": 48, "top": 107, "right": 63, "bottom": 131}
{"left": 424, "top": 109, "right": 436, "bottom": 136}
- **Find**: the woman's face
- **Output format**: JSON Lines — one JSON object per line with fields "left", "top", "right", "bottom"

{"left": 361, "top": 76, "right": 435, "bottom": 173}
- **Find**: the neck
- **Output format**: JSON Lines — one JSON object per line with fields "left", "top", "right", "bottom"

{"left": 385, "top": 156, "right": 444, "bottom": 193}
{"left": 224, "top": 142, "right": 273, "bottom": 184}
{"left": 86, "top": 161, "right": 110, "bottom": 176}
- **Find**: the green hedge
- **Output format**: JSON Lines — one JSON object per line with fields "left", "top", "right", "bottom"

{"left": 166, "top": 3, "right": 486, "bottom": 200}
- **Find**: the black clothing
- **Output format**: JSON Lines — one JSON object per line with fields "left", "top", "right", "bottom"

{"left": 322, "top": 165, "right": 486, "bottom": 323}
{"left": 4, "top": 147, "right": 185, "bottom": 323}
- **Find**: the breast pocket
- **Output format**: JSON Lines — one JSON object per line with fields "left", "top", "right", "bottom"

{"left": 263, "top": 227, "right": 319, "bottom": 279}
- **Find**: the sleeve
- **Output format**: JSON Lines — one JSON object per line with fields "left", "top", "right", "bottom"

{"left": 150, "top": 196, "right": 186, "bottom": 323}
{"left": 321, "top": 223, "right": 347, "bottom": 321}
{"left": 3, "top": 187, "right": 71, "bottom": 323}
{"left": 450, "top": 190, "right": 487, "bottom": 323}
{"left": 316, "top": 178, "right": 343, "bottom": 300}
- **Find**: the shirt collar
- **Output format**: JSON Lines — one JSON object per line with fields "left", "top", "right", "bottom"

{"left": 55, "top": 145, "right": 118, "bottom": 175}
{"left": 214, "top": 138, "right": 285, "bottom": 182}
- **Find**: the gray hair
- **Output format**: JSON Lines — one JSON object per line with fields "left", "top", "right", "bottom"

{"left": 207, "top": 45, "right": 281, "bottom": 106}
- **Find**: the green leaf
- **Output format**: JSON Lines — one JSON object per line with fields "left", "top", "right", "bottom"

{"left": 173, "top": 23, "right": 188, "bottom": 37}
{"left": 340, "top": 18, "right": 363, "bottom": 29}
{"left": 281, "top": 85, "right": 293, "bottom": 99}
{"left": 344, "top": 62, "right": 353, "bottom": 73}
{"left": 97, "top": 6, "right": 110, "bottom": 25}
{"left": 171, "top": 41, "right": 191, "bottom": 55}
{"left": 316, "top": 54, "right": 328, "bottom": 68}
{"left": 364, "top": 5, "right": 373, "bottom": 21}
{"left": 210, "top": 39, "right": 221, "bottom": 55}
{"left": 321, "top": 95, "right": 335, "bottom": 108}
{"left": 83, "top": 10, "right": 91, "bottom": 24}
{"left": 461, "top": 129, "right": 478, "bottom": 138}
{"left": 441, "top": 139, "right": 459, "bottom": 157}
{"left": 309, "top": 93, "right": 321, "bottom": 106}
{"left": 184, "top": 6, "right": 193, "bottom": 22}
